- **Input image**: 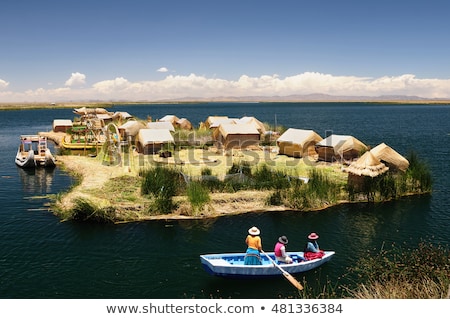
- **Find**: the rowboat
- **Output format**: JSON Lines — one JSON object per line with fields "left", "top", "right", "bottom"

{"left": 15, "top": 135, "right": 56, "bottom": 168}
{"left": 200, "top": 251, "right": 335, "bottom": 278}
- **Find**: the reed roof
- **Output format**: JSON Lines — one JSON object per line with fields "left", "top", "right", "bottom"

{"left": 316, "top": 134, "right": 367, "bottom": 154}
{"left": 277, "top": 128, "right": 322, "bottom": 145}
{"left": 147, "top": 121, "right": 175, "bottom": 131}
{"left": 343, "top": 150, "right": 389, "bottom": 177}
{"left": 370, "top": 143, "right": 409, "bottom": 172}
{"left": 137, "top": 129, "right": 174, "bottom": 145}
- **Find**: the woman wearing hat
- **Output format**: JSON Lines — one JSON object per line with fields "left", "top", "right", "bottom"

{"left": 274, "top": 235, "right": 293, "bottom": 264}
{"left": 304, "top": 232, "right": 325, "bottom": 260}
{"left": 244, "top": 226, "right": 263, "bottom": 265}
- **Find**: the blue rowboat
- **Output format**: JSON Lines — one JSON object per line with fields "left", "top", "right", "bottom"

{"left": 200, "top": 251, "right": 335, "bottom": 278}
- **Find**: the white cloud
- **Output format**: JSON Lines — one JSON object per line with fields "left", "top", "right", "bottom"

{"left": 0, "top": 79, "right": 10, "bottom": 90}
{"left": 65, "top": 72, "right": 86, "bottom": 87}
{"left": 1, "top": 72, "right": 450, "bottom": 102}
{"left": 157, "top": 67, "right": 169, "bottom": 73}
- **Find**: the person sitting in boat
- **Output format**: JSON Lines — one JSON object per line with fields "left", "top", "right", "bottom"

{"left": 244, "top": 226, "right": 263, "bottom": 265}
{"left": 274, "top": 235, "right": 293, "bottom": 264}
{"left": 304, "top": 232, "right": 325, "bottom": 260}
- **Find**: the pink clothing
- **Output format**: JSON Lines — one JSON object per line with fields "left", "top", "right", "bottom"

{"left": 274, "top": 242, "right": 293, "bottom": 263}
{"left": 274, "top": 242, "right": 286, "bottom": 257}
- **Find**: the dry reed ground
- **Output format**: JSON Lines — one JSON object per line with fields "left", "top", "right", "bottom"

{"left": 55, "top": 148, "right": 347, "bottom": 221}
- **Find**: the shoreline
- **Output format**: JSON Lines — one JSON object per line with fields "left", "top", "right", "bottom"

{"left": 52, "top": 154, "right": 345, "bottom": 223}
{"left": 2, "top": 99, "right": 450, "bottom": 111}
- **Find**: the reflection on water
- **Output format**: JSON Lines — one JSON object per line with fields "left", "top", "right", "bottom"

{"left": 18, "top": 166, "right": 56, "bottom": 194}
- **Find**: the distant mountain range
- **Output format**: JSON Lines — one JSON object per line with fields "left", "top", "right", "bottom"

{"left": 154, "top": 93, "right": 448, "bottom": 103}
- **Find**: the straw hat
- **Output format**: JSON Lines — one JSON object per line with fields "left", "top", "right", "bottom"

{"left": 308, "top": 232, "right": 319, "bottom": 240}
{"left": 248, "top": 226, "right": 260, "bottom": 236}
{"left": 278, "top": 235, "right": 288, "bottom": 244}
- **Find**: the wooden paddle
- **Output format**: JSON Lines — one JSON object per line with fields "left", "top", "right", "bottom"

{"left": 261, "top": 250, "right": 303, "bottom": 290}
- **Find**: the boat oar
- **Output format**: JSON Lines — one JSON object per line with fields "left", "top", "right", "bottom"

{"left": 261, "top": 250, "right": 303, "bottom": 290}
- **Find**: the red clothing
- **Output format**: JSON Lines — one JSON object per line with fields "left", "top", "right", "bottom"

{"left": 304, "top": 251, "right": 325, "bottom": 260}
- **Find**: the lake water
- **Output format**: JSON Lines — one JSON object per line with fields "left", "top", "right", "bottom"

{"left": 0, "top": 102, "right": 449, "bottom": 298}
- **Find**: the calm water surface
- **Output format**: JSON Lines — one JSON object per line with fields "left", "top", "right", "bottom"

{"left": 0, "top": 103, "right": 449, "bottom": 298}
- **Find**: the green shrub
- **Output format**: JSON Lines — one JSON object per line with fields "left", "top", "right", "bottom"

{"left": 187, "top": 181, "right": 211, "bottom": 215}
{"left": 406, "top": 151, "right": 433, "bottom": 192}
{"left": 140, "top": 166, "right": 180, "bottom": 214}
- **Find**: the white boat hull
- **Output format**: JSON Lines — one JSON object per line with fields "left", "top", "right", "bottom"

{"left": 200, "top": 251, "right": 335, "bottom": 278}
{"left": 15, "top": 135, "right": 56, "bottom": 168}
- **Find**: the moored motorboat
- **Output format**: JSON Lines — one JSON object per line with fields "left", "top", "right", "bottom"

{"left": 15, "top": 135, "right": 56, "bottom": 168}
{"left": 200, "top": 251, "right": 335, "bottom": 278}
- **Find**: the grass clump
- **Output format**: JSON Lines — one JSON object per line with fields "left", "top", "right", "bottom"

{"left": 278, "top": 168, "right": 341, "bottom": 210}
{"left": 186, "top": 181, "right": 211, "bottom": 215}
{"left": 344, "top": 241, "right": 450, "bottom": 298}
{"left": 71, "top": 197, "right": 116, "bottom": 223}
{"left": 140, "top": 165, "right": 181, "bottom": 214}
{"left": 406, "top": 151, "right": 433, "bottom": 193}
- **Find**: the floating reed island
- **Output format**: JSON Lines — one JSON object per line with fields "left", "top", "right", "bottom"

{"left": 36, "top": 106, "right": 431, "bottom": 223}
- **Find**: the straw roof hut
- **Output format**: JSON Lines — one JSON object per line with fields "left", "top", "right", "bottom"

{"left": 208, "top": 117, "right": 238, "bottom": 129}
{"left": 112, "top": 111, "right": 134, "bottom": 124}
{"left": 136, "top": 129, "right": 174, "bottom": 154}
{"left": 276, "top": 128, "right": 323, "bottom": 158}
{"left": 343, "top": 150, "right": 389, "bottom": 177}
{"left": 147, "top": 121, "right": 175, "bottom": 131}
{"left": 212, "top": 123, "right": 260, "bottom": 150}
{"left": 176, "top": 118, "right": 193, "bottom": 130}
{"left": 204, "top": 116, "right": 229, "bottom": 129}
{"left": 370, "top": 143, "right": 409, "bottom": 172}
{"left": 52, "top": 119, "right": 73, "bottom": 133}
{"left": 342, "top": 151, "right": 389, "bottom": 193}
{"left": 316, "top": 134, "right": 368, "bottom": 162}
{"left": 236, "top": 116, "right": 266, "bottom": 134}
{"left": 158, "top": 115, "right": 180, "bottom": 124}
{"left": 118, "top": 120, "right": 146, "bottom": 141}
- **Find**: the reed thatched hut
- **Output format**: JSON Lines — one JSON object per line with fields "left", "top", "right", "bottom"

{"left": 343, "top": 150, "right": 389, "bottom": 192}
{"left": 52, "top": 119, "right": 73, "bottom": 133}
{"left": 158, "top": 115, "right": 179, "bottom": 124}
{"left": 147, "top": 121, "right": 175, "bottom": 131}
{"left": 276, "top": 128, "right": 323, "bottom": 158}
{"left": 343, "top": 150, "right": 389, "bottom": 177}
{"left": 136, "top": 129, "right": 174, "bottom": 154}
{"left": 212, "top": 123, "right": 260, "bottom": 150}
{"left": 236, "top": 116, "right": 266, "bottom": 134}
{"left": 176, "top": 118, "right": 193, "bottom": 130}
{"left": 208, "top": 117, "right": 238, "bottom": 129}
{"left": 118, "top": 120, "right": 146, "bottom": 142}
{"left": 316, "top": 134, "right": 368, "bottom": 162}
{"left": 370, "top": 143, "right": 409, "bottom": 172}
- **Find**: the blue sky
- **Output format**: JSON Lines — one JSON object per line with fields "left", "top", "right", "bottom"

{"left": 1, "top": 0, "right": 450, "bottom": 102}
